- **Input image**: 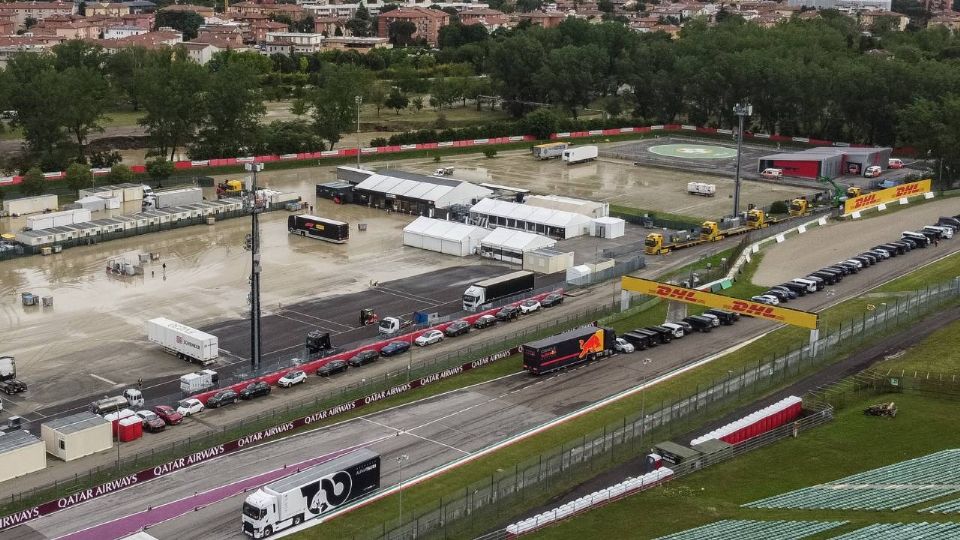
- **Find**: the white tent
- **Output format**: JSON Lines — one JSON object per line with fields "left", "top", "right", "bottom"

{"left": 469, "top": 198, "right": 592, "bottom": 239}
{"left": 479, "top": 227, "right": 557, "bottom": 264}
{"left": 402, "top": 216, "right": 491, "bottom": 257}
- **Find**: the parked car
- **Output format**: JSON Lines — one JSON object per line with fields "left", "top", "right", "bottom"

{"left": 761, "top": 168, "right": 783, "bottom": 179}
{"left": 495, "top": 305, "right": 520, "bottom": 321}
{"left": 415, "top": 330, "right": 444, "bottom": 347}
{"left": 240, "top": 381, "right": 271, "bottom": 399}
{"left": 614, "top": 338, "right": 635, "bottom": 353}
{"left": 317, "top": 360, "right": 349, "bottom": 377}
{"left": 153, "top": 405, "right": 183, "bottom": 426}
{"left": 751, "top": 295, "right": 779, "bottom": 305}
{"left": 864, "top": 165, "right": 883, "bottom": 178}
{"left": 206, "top": 389, "right": 238, "bottom": 408}
{"left": 348, "top": 349, "right": 378, "bottom": 367}
{"left": 380, "top": 341, "right": 411, "bottom": 357}
{"left": 660, "top": 322, "right": 686, "bottom": 339}
{"left": 763, "top": 289, "right": 790, "bottom": 303}
{"left": 682, "top": 315, "right": 713, "bottom": 333}
{"left": 176, "top": 398, "right": 204, "bottom": 417}
{"left": 474, "top": 314, "right": 498, "bottom": 329}
{"left": 540, "top": 293, "right": 564, "bottom": 308}
{"left": 136, "top": 410, "right": 166, "bottom": 433}
{"left": 770, "top": 285, "right": 799, "bottom": 299}
{"left": 888, "top": 158, "right": 904, "bottom": 169}
{"left": 278, "top": 370, "right": 307, "bottom": 388}
{"left": 705, "top": 309, "right": 739, "bottom": 325}
{"left": 519, "top": 299, "right": 541, "bottom": 314}
{"left": 444, "top": 320, "right": 470, "bottom": 337}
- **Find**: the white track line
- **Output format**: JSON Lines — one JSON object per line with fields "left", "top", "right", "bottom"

{"left": 89, "top": 374, "right": 119, "bottom": 386}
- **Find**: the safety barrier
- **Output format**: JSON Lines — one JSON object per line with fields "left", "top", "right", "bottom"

{"left": 690, "top": 396, "right": 802, "bottom": 446}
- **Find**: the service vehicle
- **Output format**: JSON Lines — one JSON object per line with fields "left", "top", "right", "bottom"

{"left": 779, "top": 281, "right": 808, "bottom": 296}
{"left": 317, "top": 360, "right": 348, "bottom": 377}
{"left": 540, "top": 293, "right": 563, "bottom": 308}
{"left": 645, "top": 212, "right": 768, "bottom": 255}
{"left": 868, "top": 248, "right": 891, "bottom": 259}
{"left": 144, "top": 187, "right": 202, "bottom": 209}
{"left": 902, "top": 231, "right": 931, "bottom": 247}
{"left": 682, "top": 315, "right": 713, "bottom": 333}
{"left": 763, "top": 289, "right": 790, "bottom": 303}
{"left": 518, "top": 299, "right": 541, "bottom": 314}
{"left": 761, "top": 168, "right": 783, "bottom": 179}
{"left": 687, "top": 182, "right": 716, "bottom": 197}
{"left": 804, "top": 275, "right": 826, "bottom": 290}
{"left": 750, "top": 295, "right": 779, "bottom": 306}
{"left": 561, "top": 145, "right": 598, "bottom": 165}
{"left": 495, "top": 305, "right": 520, "bottom": 321}
{"left": 768, "top": 285, "right": 798, "bottom": 300}
{"left": 207, "top": 389, "right": 238, "bottom": 408}
{"left": 278, "top": 370, "right": 307, "bottom": 388}
{"left": 660, "top": 322, "right": 686, "bottom": 339}
{"left": 217, "top": 179, "right": 244, "bottom": 198}
{"left": 0, "top": 356, "right": 26, "bottom": 395}
{"left": 379, "top": 341, "right": 410, "bottom": 357}
{"left": 462, "top": 271, "right": 535, "bottom": 311}
{"left": 614, "top": 338, "right": 635, "bottom": 353}
{"left": 864, "top": 165, "right": 883, "bottom": 178}
{"left": 153, "top": 405, "right": 183, "bottom": 425}
{"left": 809, "top": 270, "right": 838, "bottom": 285}
{"left": 377, "top": 316, "right": 412, "bottom": 336}
{"left": 898, "top": 237, "right": 922, "bottom": 250}
{"left": 240, "top": 381, "right": 271, "bottom": 399}
{"left": 532, "top": 142, "right": 568, "bottom": 160}
{"left": 888, "top": 158, "right": 904, "bottom": 169}
{"left": 347, "top": 350, "right": 378, "bottom": 367}
{"left": 414, "top": 330, "right": 444, "bottom": 347}
{"left": 288, "top": 215, "right": 349, "bottom": 244}
{"left": 824, "top": 264, "right": 850, "bottom": 276}
{"left": 473, "top": 314, "right": 497, "bottom": 329}
{"left": 147, "top": 318, "right": 219, "bottom": 366}
{"left": 700, "top": 313, "right": 722, "bottom": 327}
{"left": 136, "top": 410, "right": 166, "bottom": 433}
{"left": 91, "top": 389, "right": 144, "bottom": 415}
{"left": 242, "top": 448, "right": 380, "bottom": 539}
{"left": 937, "top": 217, "right": 960, "bottom": 231}
{"left": 645, "top": 326, "right": 676, "bottom": 343}
{"left": 358, "top": 308, "right": 379, "bottom": 327}
{"left": 521, "top": 326, "right": 615, "bottom": 375}
{"left": 621, "top": 330, "right": 658, "bottom": 350}
{"left": 675, "top": 321, "right": 694, "bottom": 334}
{"left": 179, "top": 369, "right": 219, "bottom": 394}
{"left": 177, "top": 398, "right": 204, "bottom": 417}
{"left": 790, "top": 278, "right": 819, "bottom": 293}
{"left": 923, "top": 225, "right": 953, "bottom": 239}
{"left": 443, "top": 320, "right": 470, "bottom": 337}
{"left": 704, "top": 309, "right": 739, "bottom": 325}
{"left": 788, "top": 198, "right": 810, "bottom": 217}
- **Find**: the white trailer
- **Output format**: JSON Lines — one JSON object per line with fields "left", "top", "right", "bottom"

{"left": 148, "top": 187, "right": 203, "bottom": 209}
{"left": 1, "top": 194, "right": 58, "bottom": 217}
{"left": 532, "top": 142, "right": 568, "bottom": 160}
{"left": 179, "top": 369, "right": 219, "bottom": 394}
{"left": 26, "top": 209, "right": 92, "bottom": 231}
{"left": 561, "top": 145, "right": 598, "bottom": 165}
{"left": 146, "top": 318, "right": 219, "bottom": 365}
{"left": 686, "top": 182, "right": 716, "bottom": 197}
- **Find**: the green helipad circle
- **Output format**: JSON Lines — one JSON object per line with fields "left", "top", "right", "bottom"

{"left": 648, "top": 144, "right": 738, "bottom": 159}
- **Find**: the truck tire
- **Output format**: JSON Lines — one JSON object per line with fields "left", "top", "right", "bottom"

{"left": 263, "top": 526, "right": 273, "bottom": 537}
{"left": 293, "top": 515, "right": 303, "bottom": 526}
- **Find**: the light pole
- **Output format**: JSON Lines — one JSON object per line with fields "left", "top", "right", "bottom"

{"left": 355, "top": 95, "right": 363, "bottom": 169}
{"left": 245, "top": 162, "right": 265, "bottom": 374}
{"left": 732, "top": 101, "right": 752, "bottom": 218}
{"left": 397, "top": 454, "right": 410, "bottom": 529}
{"left": 112, "top": 398, "right": 121, "bottom": 469}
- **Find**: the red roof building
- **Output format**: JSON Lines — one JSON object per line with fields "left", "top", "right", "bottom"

{"left": 376, "top": 7, "right": 450, "bottom": 46}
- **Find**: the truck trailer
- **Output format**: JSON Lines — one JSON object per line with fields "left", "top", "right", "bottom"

{"left": 146, "top": 318, "right": 219, "bottom": 365}
{"left": 242, "top": 448, "right": 380, "bottom": 538}
{"left": 288, "top": 215, "right": 349, "bottom": 244}
{"left": 522, "top": 326, "right": 616, "bottom": 375}
{"left": 0, "top": 356, "right": 26, "bottom": 395}
{"left": 462, "top": 270, "right": 535, "bottom": 311}
{"left": 561, "top": 145, "right": 598, "bottom": 165}
{"left": 146, "top": 187, "right": 203, "bottom": 209}
{"left": 532, "top": 142, "right": 568, "bottom": 160}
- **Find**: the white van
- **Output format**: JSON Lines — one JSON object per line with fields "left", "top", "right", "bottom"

{"left": 902, "top": 231, "right": 931, "bottom": 246}
{"left": 791, "top": 278, "right": 819, "bottom": 293}
{"left": 888, "top": 158, "right": 904, "bottom": 169}
{"left": 923, "top": 225, "right": 953, "bottom": 239}
{"left": 761, "top": 168, "right": 783, "bottom": 179}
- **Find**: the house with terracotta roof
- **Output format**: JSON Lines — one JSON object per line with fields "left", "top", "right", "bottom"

{"left": 103, "top": 25, "right": 148, "bottom": 39}
{"left": 248, "top": 19, "right": 287, "bottom": 43}
{"left": 197, "top": 24, "right": 245, "bottom": 45}
{"left": 95, "top": 28, "right": 182, "bottom": 51}
{"left": 313, "top": 16, "right": 345, "bottom": 36}
{"left": 0, "top": 13, "right": 15, "bottom": 35}
{"left": 158, "top": 4, "right": 214, "bottom": 18}
{"left": 85, "top": 2, "right": 129, "bottom": 17}
{"left": 376, "top": 7, "right": 450, "bottom": 46}
{"left": 183, "top": 37, "right": 250, "bottom": 64}
{"left": 857, "top": 10, "right": 910, "bottom": 30}
{"left": 0, "top": 2, "right": 75, "bottom": 29}
{"left": 33, "top": 15, "right": 103, "bottom": 39}
{"left": 928, "top": 11, "right": 960, "bottom": 31}
{"left": 322, "top": 36, "right": 391, "bottom": 52}
{"left": 264, "top": 31, "right": 324, "bottom": 54}
{"left": 0, "top": 35, "right": 63, "bottom": 65}
{"left": 458, "top": 7, "right": 508, "bottom": 27}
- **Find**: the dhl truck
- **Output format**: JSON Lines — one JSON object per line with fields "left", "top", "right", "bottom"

{"left": 521, "top": 326, "right": 616, "bottom": 375}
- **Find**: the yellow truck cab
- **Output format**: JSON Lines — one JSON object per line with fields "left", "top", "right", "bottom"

{"left": 789, "top": 198, "right": 809, "bottom": 216}
{"left": 746, "top": 209, "right": 767, "bottom": 229}
{"left": 700, "top": 221, "right": 721, "bottom": 241}
{"left": 644, "top": 233, "right": 665, "bottom": 255}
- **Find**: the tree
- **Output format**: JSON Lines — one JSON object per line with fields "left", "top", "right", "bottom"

{"left": 388, "top": 20, "right": 417, "bottom": 46}
{"left": 58, "top": 66, "right": 110, "bottom": 160}
{"left": 191, "top": 62, "right": 266, "bottom": 159}
{"left": 301, "top": 64, "right": 373, "bottom": 149}
{"left": 19, "top": 167, "right": 45, "bottom": 196}
{"left": 522, "top": 108, "right": 561, "bottom": 140}
{"left": 23, "top": 17, "right": 36, "bottom": 29}
{"left": 385, "top": 87, "right": 409, "bottom": 114}
{"left": 4, "top": 54, "right": 69, "bottom": 164}
{"left": 412, "top": 96, "right": 424, "bottom": 112}
{"left": 135, "top": 59, "right": 208, "bottom": 160}
{"left": 367, "top": 81, "right": 388, "bottom": 117}
{"left": 105, "top": 163, "right": 134, "bottom": 184}
{"left": 898, "top": 95, "right": 960, "bottom": 189}
{"left": 154, "top": 11, "right": 204, "bottom": 40}
{"left": 65, "top": 162, "right": 93, "bottom": 194}
{"left": 146, "top": 157, "right": 173, "bottom": 184}
{"left": 598, "top": 0, "right": 614, "bottom": 12}
{"left": 260, "top": 120, "right": 324, "bottom": 154}
{"left": 346, "top": 2, "right": 373, "bottom": 36}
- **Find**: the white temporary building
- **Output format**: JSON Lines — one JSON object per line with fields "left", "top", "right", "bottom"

{"left": 0, "top": 430, "right": 46, "bottom": 482}
{"left": 402, "top": 216, "right": 491, "bottom": 257}
{"left": 524, "top": 195, "right": 609, "bottom": 218}
{"left": 76, "top": 196, "right": 107, "bottom": 212}
{"left": 479, "top": 227, "right": 557, "bottom": 264}
{"left": 469, "top": 198, "right": 592, "bottom": 240}
{"left": 352, "top": 169, "right": 493, "bottom": 217}
{"left": 590, "top": 217, "right": 625, "bottom": 239}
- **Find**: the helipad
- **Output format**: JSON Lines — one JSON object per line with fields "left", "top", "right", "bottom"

{"left": 648, "top": 144, "right": 738, "bottom": 159}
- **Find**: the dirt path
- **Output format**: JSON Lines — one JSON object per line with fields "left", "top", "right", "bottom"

{"left": 753, "top": 197, "right": 960, "bottom": 286}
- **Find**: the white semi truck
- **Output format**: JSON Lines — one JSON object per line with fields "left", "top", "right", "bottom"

{"left": 561, "top": 145, "right": 598, "bottom": 165}
{"left": 242, "top": 448, "right": 380, "bottom": 538}
{"left": 146, "top": 318, "right": 219, "bottom": 366}
{"left": 462, "top": 271, "right": 535, "bottom": 311}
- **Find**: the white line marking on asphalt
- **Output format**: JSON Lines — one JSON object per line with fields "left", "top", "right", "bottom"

{"left": 281, "top": 310, "right": 353, "bottom": 331}
{"left": 89, "top": 374, "right": 119, "bottom": 386}
{"left": 403, "top": 431, "right": 470, "bottom": 456}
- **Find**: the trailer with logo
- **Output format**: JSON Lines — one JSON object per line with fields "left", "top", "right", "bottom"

{"left": 242, "top": 448, "right": 380, "bottom": 538}
{"left": 521, "top": 325, "right": 616, "bottom": 375}
{"left": 146, "top": 318, "right": 219, "bottom": 366}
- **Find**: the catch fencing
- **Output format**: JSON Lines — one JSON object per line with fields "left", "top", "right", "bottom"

{"left": 358, "top": 277, "right": 960, "bottom": 540}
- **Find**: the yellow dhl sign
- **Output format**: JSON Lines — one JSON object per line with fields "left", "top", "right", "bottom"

{"left": 843, "top": 179, "right": 932, "bottom": 215}
{"left": 621, "top": 277, "right": 819, "bottom": 330}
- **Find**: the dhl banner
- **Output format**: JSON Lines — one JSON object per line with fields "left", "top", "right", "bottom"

{"left": 843, "top": 179, "right": 932, "bottom": 215}
{"left": 621, "top": 277, "right": 819, "bottom": 330}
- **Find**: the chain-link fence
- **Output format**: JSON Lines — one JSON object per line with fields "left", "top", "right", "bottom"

{"left": 358, "top": 277, "right": 960, "bottom": 540}
{"left": 565, "top": 255, "right": 645, "bottom": 288}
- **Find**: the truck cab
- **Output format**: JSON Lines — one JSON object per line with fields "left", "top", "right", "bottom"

{"left": 242, "top": 488, "right": 278, "bottom": 538}
{"left": 700, "top": 221, "right": 722, "bottom": 241}
{"left": 746, "top": 209, "right": 766, "bottom": 229}
{"left": 462, "top": 285, "right": 485, "bottom": 311}
{"left": 789, "top": 198, "right": 809, "bottom": 217}
{"left": 644, "top": 233, "right": 666, "bottom": 255}
{"left": 378, "top": 317, "right": 411, "bottom": 336}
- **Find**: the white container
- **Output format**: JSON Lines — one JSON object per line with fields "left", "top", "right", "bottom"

{"left": 179, "top": 370, "right": 217, "bottom": 393}
{"left": 686, "top": 182, "right": 716, "bottom": 196}
{"left": 2, "top": 194, "right": 58, "bottom": 216}
{"left": 561, "top": 145, "right": 598, "bottom": 165}
{"left": 154, "top": 187, "right": 202, "bottom": 209}
{"left": 146, "top": 317, "right": 219, "bottom": 363}
{"left": 76, "top": 196, "right": 106, "bottom": 212}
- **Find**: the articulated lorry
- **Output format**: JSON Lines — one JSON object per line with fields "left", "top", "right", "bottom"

{"left": 146, "top": 318, "right": 219, "bottom": 366}
{"left": 288, "top": 215, "right": 349, "bottom": 244}
{"left": 522, "top": 326, "right": 616, "bottom": 375}
{"left": 532, "top": 142, "right": 568, "bottom": 160}
{"left": 645, "top": 209, "right": 782, "bottom": 255}
{"left": 562, "top": 145, "right": 598, "bottom": 165}
{"left": 242, "top": 448, "right": 380, "bottom": 539}
{"left": 0, "top": 356, "right": 26, "bottom": 395}
{"left": 462, "top": 270, "right": 535, "bottom": 311}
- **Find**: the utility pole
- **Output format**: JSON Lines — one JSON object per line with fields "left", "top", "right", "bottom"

{"left": 355, "top": 95, "right": 363, "bottom": 169}
{"left": 245, "top": 162, "right": 265, "bottom": 374}
{"left": 732, "top": 101, "right": 752, "bottom": 218}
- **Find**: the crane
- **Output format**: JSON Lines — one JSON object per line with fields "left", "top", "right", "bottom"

{"left": 817, "top": 176, "right": 862, "bottom": 207}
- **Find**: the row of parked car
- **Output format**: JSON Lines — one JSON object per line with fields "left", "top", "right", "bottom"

{"left": 750, "top": 217, "right": 958, "bottom": 307}
{"left": 614, "top": 309, "right": 743, "bottom": 354}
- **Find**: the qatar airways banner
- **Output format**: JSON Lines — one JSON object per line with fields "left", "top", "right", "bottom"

{"left": 0, "top": 346, "right": 519, "bottom": 531}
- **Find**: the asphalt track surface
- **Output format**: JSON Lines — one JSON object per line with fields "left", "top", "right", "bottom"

{"left": 6, "top": 233, "right": 957, "bottom": 540}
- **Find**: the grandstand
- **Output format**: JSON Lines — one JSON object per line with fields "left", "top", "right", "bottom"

{"left": 653, "top": 519, "right": 848, "bottom": 540}
{"left": 831, "top": 522, "right": 960, "bottom": 539}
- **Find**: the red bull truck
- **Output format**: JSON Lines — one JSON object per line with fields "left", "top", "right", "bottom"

{"left": 522, "top": 326, "right": 616, "bottom": 375}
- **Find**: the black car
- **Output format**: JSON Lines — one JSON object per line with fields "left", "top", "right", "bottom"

{"left": 317, "top": 360, "right": 349, "bottom": 377}
{"left": 348, "top": 349, "right": 378, "bottom": 367}
{"left": 682, "top": 315, "right": 713, "bottom": 333}
{"left": 207, "top": 389, "right": 238, "bottom": 408}
{"left": 705, "top": 309, "right": 739, "bottom": 325}
{"left": 810, "top": 271, "right": 838, "bottom": 285}
{"left": 240, "top": 381, "right": 271, "bottom": 399}
{"left": 769, "top": 286, "right": 798, "bottom": 300}
{"left": 676, "top": 320, "right": 694, "bottom": 334}
{"left": 495, "top": 305, "right": 520, "bottom": 321}
{"left": 779, "top": 282, "right": 808, "bottom": 296}
{"left": 764, "top": 289, "right": 790, "bottom": 303}
{"left": 474, "top": 314, "right": 497, "bottom": 329}
{"left": 875, "top": 244, "right": 900, "bottom": 256}
{"left": 444, "top": 320, "right": 470, "bottom": 337}
{"left": 540, "top": 293, "right": 564, "bottom": 308}
{"left": 380, "top": 341, "right": 411, "bottom": 357}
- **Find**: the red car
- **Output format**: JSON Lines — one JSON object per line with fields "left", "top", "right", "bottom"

{"left": 153, "top": 405, "right": 183, "bottom": 426}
